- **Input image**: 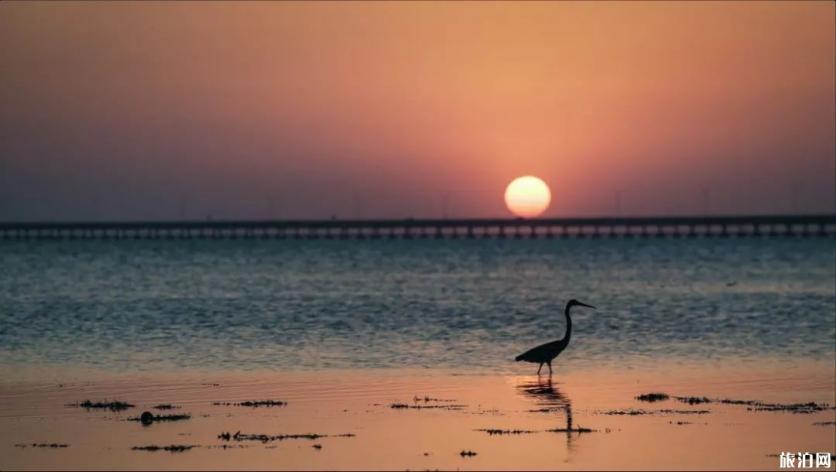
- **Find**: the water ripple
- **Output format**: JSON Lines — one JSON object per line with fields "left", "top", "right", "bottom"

{"left": 0, "top": 239, "right": 833, "bottom": 374}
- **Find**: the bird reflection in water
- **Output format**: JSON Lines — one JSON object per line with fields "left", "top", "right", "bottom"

{"left": 516, "top": 376, "right": 592, "bottom": 452}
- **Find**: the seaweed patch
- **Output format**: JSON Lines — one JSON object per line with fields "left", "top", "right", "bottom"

{"left": 390, "top": 403, "right": 466, "bottom": 410}
{"left": 68, "top": 400, "right": 134, "bottom": 412}
{"left": 547, "top": 426, "right": 596, "bottom": 433}
{"left": 131, "top": 445, "right": 197, "bottom": 453}
{"left": 212, "top": 400, "right": 287, "bottom": 407}
{"left": 475, "top": 428, "right": 537, "bottom": 435}
{"left": 15, "top": 443, "right": 69, "bottom": 448}
{"left": 129, "top": 412, "right": 191, "bottom": 424}
{"left": 636, "top": 393, "right": 670, "bottom": 402}
{"left": 218, "top": 431, "right": 355, "bottom": 443}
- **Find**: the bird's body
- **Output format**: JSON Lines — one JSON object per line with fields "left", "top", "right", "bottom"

{"left": 515, "top": 299, "right": 594, "bottom": 375}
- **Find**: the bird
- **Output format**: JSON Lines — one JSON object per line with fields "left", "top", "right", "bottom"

{"left": 515, "top": 299, "right": 595, "bottom": 375}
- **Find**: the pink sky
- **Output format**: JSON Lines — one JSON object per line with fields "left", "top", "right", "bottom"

{"left": 1, "top": 1, "right": 833, "bottom": 221}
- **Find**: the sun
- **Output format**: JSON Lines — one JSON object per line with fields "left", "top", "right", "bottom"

{"left": 504, "top": 176, "right": 551, "bottom": 218}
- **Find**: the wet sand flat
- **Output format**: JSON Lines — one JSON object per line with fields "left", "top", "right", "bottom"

{"left": 1, "top": 361, "right": 834, "bottom": 471}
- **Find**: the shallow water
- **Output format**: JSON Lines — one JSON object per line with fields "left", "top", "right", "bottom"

{"left": 0, "top": 366, "right": 833, "bottom": 471}
{"left": 0, "top": 239, "right": 834, "bottom": 376}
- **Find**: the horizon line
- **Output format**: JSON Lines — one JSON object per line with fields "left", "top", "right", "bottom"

{"left": 2, "top": 213, "right": 835, "bottom": 229}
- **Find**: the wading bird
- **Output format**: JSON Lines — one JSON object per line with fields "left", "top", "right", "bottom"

{"left": 515, "top": 299, "right": 595, "bottom": 375}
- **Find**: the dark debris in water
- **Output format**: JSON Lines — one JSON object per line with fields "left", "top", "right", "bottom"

{"left": 747, "top": 402, "right": 830, "bottom": 414}
{"left": 129, "top": 412, "right": 191, "bottom": 423}
{"left": 602, "top": 409, "right": 651, "bottom": 416}
{"left": 413, "top": 396, "right": 457, "bottom": 403}
{"left": 675, "top": 396, "right": 831, "bottom": 414}
{"left": 636, "top": 393, "right": 670, "bottom": 402}
{"left": 212, "top": 400, "right": 287, "bottom": 407}
{"left": 15, "top": 443, "right": 69, "bottom": 448}
{"left": 547, "top": 426, "right": 596, "bottom": 433}
{"left": 153, "top": 404, "right": 180, "bottom": 410}
{"left": 132, "top": 445, "right": 197, "bottom": 453}
{"left": 390, "top": 403, "right": 466, "bottom": 410}
{"left": 206, "top": 444, "right": 249, "bottom": 450}
{"left": 475, "top": 428, "right": 537, "bottom": 435}
{"left": 602, "top": 409, "right": 709, "bottom": 416}
{"left": 674, "top": 396, "right": 712, "bottom": 405}
{"left": 719, "top": 398, "right": 758, "bottom": 406}
{"left": 813, "top": 421, "right": 836, "bottom": 426}
{"left": 460, "top": 450, "right": 477, "bottom": 457}
{"left": 218, "top": 431, "right": 355, "bottom": 443}
{"left": 69, "top": 400, "right": 135, "bottom": 412}
{"left": 659, "top": 409, "right": 711, "bottom": 415}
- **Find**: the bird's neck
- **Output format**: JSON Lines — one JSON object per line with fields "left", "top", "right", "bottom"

{"left": 562, "top": 305, "right": 573, "bottom": 342}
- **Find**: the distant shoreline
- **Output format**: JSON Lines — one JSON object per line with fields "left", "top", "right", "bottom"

{"left": 2, "top": 214, "right": 835, "bottom": 240}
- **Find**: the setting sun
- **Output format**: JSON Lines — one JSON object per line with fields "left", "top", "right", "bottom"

{"left": 504, "top": 176, "right": 551, "bottom": 218}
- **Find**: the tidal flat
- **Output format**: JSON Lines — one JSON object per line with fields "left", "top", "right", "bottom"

{"left": 1, "top": 361, "right": 833, "bottom": 470}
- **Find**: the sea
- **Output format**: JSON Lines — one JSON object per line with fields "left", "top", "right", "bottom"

{"left": 1, "top": 238, "right": 834, "bottom": 377}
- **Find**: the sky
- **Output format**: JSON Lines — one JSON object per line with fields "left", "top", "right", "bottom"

{"left": 1, "top": 1, "right": 833, "bottom": 221}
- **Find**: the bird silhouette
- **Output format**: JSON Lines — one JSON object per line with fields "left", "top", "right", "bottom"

{"left": 515, "top": 299, "right": 595, "bottom": 375}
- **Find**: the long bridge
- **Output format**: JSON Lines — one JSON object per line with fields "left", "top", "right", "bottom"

{"left": 0, "top": 214, "right": 834, "bottom": 240}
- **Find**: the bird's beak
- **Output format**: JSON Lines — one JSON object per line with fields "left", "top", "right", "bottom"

{"left": 577, "top": 302, "right": 596, "bottom": 309}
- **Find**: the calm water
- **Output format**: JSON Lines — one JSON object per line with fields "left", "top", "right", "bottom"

{"left": 0, "top": 239, "right": 833, "bottom": 376}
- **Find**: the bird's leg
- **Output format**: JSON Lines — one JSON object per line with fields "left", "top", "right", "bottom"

{"left": 537, "top": 363, "right": 543, "bottom": 375}
{"left": 548, "top": 361, "right": 553, "bottom": 375}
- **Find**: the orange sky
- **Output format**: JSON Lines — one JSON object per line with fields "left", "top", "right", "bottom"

{"left": 0, "top": 1, "right": 833, "bottom": 220}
